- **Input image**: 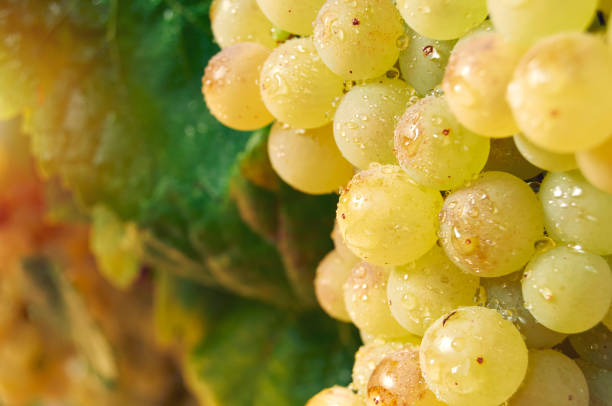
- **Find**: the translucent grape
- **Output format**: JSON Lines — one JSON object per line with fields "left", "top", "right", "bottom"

{"left": 315, "top": 249, "right": 359, "bottom": 322}
{"left": 260, "top": 37, "right": 345, "bottom": 129}
{"left": 439, "top": 171, "right": 544, "bottom": 277}
{"left": 398, "top": 28, "right": 456, "bottom": 95}
{"left": 343, "top": 262, "right": 410, "bottom": 338}
{"left": 255, "top": 0, "right": 325, "bottom": 36}
{"left": 333, "top": 78, "right": 416, "bottom": 170}
{"left": 483, "top": 138, "right": 542, "bottom": 180}
{"left": 352, "top": 340, "right": 409, "bottom": 397}
{"left": 507, "top": 33, "right": 612, "bottom": 153}
{"left": 539, "top": 171, "right": 612, "bottom": 255}
{"left": 313, "top": 0, "right": 404, "bottom": 79}
{"left": 202, "top": 42, "right": 274, "bottom": 131}
{"left": 331, "top": 221, "right": 360, "bottom": 263}
{"left": 487, "top": 0, "right": 598, "bottom": 46}
{"left": 509, "top": 350, "right": 589, "bottom": 406}
{"left": 570, "top": 324, "right": 612, "bottom": 370}
{"left": 306, "top": 386, "right": 365, "bottom": 406}
{"left": 394, "top": 94, "right": 490, "bottom": 191}
{"left": 575, "top": 359, "right": 612, "bottom": 406}
{"left": 367, "top": 347, "right": 445, "bottom": 406}
{"left": 387, "top": 245, "right": 480, "bottom": 336}
{"left": 482, "top": 273, "right": 567, "bottom": 349}
{"left": 513, "top": 134, "right": 578, "bottom": 172}
{"left": 210, "top": 0, "right": 275, "bottom": 48}
{"left": 522, "top": 246, "right": 612, "bottom": 334}
{"left": 396, "top": 0, "right": 487, "bottom": 40}
{"left": 443, "top": 32, "right": 521, "bottom": 138}
{"left": 267, "top": 122, "right": 354, "bottom": 195}
{"left": 337, "top": 165, "right": 442, "bottom": 266}
{"left": 420, "top": 306, "right": 528, "bottom": 406}
{"left": 576, "top": 135, "right": 612, "bottom": 194}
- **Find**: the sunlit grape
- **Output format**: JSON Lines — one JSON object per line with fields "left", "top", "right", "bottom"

{"left": 256, "top": 0, "right": 325, "bottom": 36}
{"left": 352, "top": 340, "right": 409, "bottom": 397}
{"left": 210, "top": 0, "right": 276, "bottom": 48}
{"left": 315, "top": 249, "right": 359, "bottom": 322}
{"left": 306, "top": 386, "right": 365, "bottom": 406}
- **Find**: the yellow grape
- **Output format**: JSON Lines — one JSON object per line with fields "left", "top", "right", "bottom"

{"left": 522, "top": 246, "right": 612, "bottom": 334}
{"left": 315, "top": 249, "right": 359, "bottom": 322}
{"left": 331, "top": 221, "right": 360, "bottom": 263}
{"left": 420, "top": 306, "right": 528, "bottom": 406}
{"left": 443, "top": 32, "right": 522, "bottom": 138}
{"left": 509, "top": 350, "right": 589, "bottom": 406}
{"left": 255, "top": 0, "right": 325, "bottom": 35}
{"left": 313, "top": 0, "right": 404, "bottom": 79}
{"left": 387, "top": 245, "right": 480, "bottom": 336}
{"left": 260, "top": 37, "right": 345, "bottom": 129}
{"left": 267, "top": 122, "right": 354, "bottom": 195}
{"left": 336, "top": 165, "right": 442, "bottom": 266}
{"left": 576, "top": 135, "right": 612, "bottom": 194}
{"left": 202, "top": 42, "right": 274, "bottom": 131}
{"left": 210, "top": 0, "right": 275, "bottom": 48}
{"left": 483, "top": 138, "right": 542, "bottom": 180}
{"left": 513, "top": 134, "right": 577, "bottom": 172}
{"left": 352, "top": 340, "right": 409, "bottom": 397}
{"left": 507, "top": 33, "right": 612, "bottom": 153}
{"left": 306, "top": 386, "right": 365, "bottom": 406}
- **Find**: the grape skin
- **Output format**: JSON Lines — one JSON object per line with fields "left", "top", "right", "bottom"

{"left": 352, "top": 340, "right": 410, "bottom": 398}
{"left": 576, "top": 136, "right": 612, "bottom": 194}
{"left": 331, "top": 221, "right": 360, "bottom": 263}
{"left": 306, "top": 386, "right": 365, "bottom": 406}
{"left": 210, "top": 0, "right": 276, "bottom": 48}
{"left": 513, "top": 134, "right": 578, "bottom": 172}
{"left": 255, "top": 0, "right": 325, "bottom": 36}
{"left": 315, "top": 249, "right": 359, "bottom": 322}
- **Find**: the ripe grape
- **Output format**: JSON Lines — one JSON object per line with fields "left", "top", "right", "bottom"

{"left": 331, "top": 221, "right": 360, "bottom": 263}
{"left": 487, "top": 0, "right": 598, "bottom": 46}
{"left": 439, "top": 171, "right": 544, "bottom": 277}
{"left": 394, "top": 94, "right": 490, "bottom": 191}
{"left": 575, "top": 359, "right": 612, "bottom": 406}
{"left": 255, "top": 0, "right": 325, "bottom": 36}
{"left": 210, "top": 0, "right": 276, "bottom": 48}
{"left": 443, "top": 32, "right": 521, "bottom": 138}
{"left": 343, "top": 262, "right": 410, "bottom": 338}
{"left": 306, "top": 386, "right": 365, "bottom": 406}
{"left": 367, "top": 347, "right": 445, "bottom": 406}
{"left": 260, "top": 37, "right": 345, "bottom": 129}
{"left": 522, "top": 246, "right": 612, "bottom": 334}
{"left": 267, "top": 122, "right": 354, "bottom": 195}
{"left": 569, "top": 324, "right": 612, "bottom": 370}
{"left": 387, "top": 245, "right": 480, "bottom": 336}
{"left": 396, "top": 0, "right": 487, "bottom": 40}
{"left": 576, "top": 135, "right": 612, "bottom": 194}
{"left": 482, "top": 273, "right": 567, "bottom": 349}
{"left": 483, "top": 138, "right": 542, "bottom": 180}
{"left": 539, "top": 171, "right": 612, "bottom": 256}
{"left": 336, "top": 165, "right": 442, "bottom": 266}
{"left": 419, "top": 306, "right": 528, "bottom": 406}
{"left": 508, "top": 350, "right": 588, "bottom": 406}
{"left": 315, "top": 249, "right": 359, "bottom": 322}
{"left": 352, "top": 340, "right": 409, "bottom": 397}
{"left": 398, "top": 28, "right": 456, "bottom": 95}
{"left": 313, "top": 0, "right": 404, "bottom": 79}
{"left": 202, "top": 42, "right": 274, "bottom": 131}
{"left": 507, "top": 33, "right": 612, "bottom": 153}
{"left": 513, "top": 134, "right": 578, "bottom": 172}
{"left": 333, "top": 78, "right": 416, "bottom": 170}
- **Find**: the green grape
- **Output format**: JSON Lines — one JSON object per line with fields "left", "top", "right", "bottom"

{"left": 394, "top": 94, "right": 490, "bottom": 191}
{"left": 487, "top": 0, "right": 598, "bottom": 46}
{"left": 352, "top": 340, "right": 410, "bottom": 397}
{"left": 267, "top": 122, "right": 354, "bottom": 195}
{"left": 203, "top": 42, "right": 274, "bottom": 131}
{"left": 508, "top": 350, "right": 589, "bottom": 406}
{"left": 260, "top": 37, "right": 345, "bottom": 129}
{"left": 387, "top": 245, "right": 480, "bottom": 336}
{"left": 522, "top": 246, "right": 612, "bottom": 334}
{"left": 576, "top": 135, "right": 612, "bottom": 194}
{"left": 333, "top": 78, "right": 416, "bottom": 170}
{"left": 507, "top": 33, "right": 612, "bottom": 153}
{"left": 343, "top": 262, "right": 410, "bottom": 338}
{"left": 439, "top": 172, "right": 544, "bottom": 277}
{"left": 306, "top": 386, "right": 365, "bottom": 406}
{"left": 210, "top": 0, "right": 276, "bottom": 48}
{"left": 420, "top": 306, "right": 528, "bottom": 406}
{"left": 315, "top": 249, "right": 359, "bottom": 322}
{"left": 575, "top": 359, "right": 612, "bottom": 406}
{"left": 337, "top": 164, "right": 442, "bottom": 266}
{"left": 255, "top": 0, "right": 325, "bottom": 36}
{"left": 443, "top": 32, "right": 521, "bottom": 138}
{"left": 513, "top": 134, "right": 578, "bottom": 172}
{"left": 313, "top": 0, "right": 404, "bottom": 79}
{"left": 331, "top": 221, "right": 360, "bottom": 263}
{"left": 569, "top": 324, "right": 612, "bottom": 370}
{"left": 398, "top": 27, "right": 456, "bottom": 95}
{"left": 482, "top": 273, "right": 567, "bottom": 349}
{"left": 396, "top": 0, "right": 487, "bottom": 40}
{"left": 367, "top": 347, "right": 446, "bottom": 406}
{"left": 539, "top": 171, "right": 612, "bottom": 255}
{"left": 483, "top": 138, "right": 542, "bottom": 180}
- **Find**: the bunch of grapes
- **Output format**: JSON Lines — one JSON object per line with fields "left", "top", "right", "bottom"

{"left": 202, "top": 0, "right": 612, "bottom": 405}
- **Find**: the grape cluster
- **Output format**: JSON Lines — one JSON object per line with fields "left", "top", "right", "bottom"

{"left": 202, "top": 1, "right": 612, "bottom": 405}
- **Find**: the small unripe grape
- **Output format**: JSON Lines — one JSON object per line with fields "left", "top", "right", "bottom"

{"left": 210, "top": 0, "right": 275, "bottom": 48}
{"left": 202, "top": 42, "right": 274, "bottom": 131}
{"left": 256, "top": 0, "right": 325, "bottom": 36}
{"left": 306, "top": 386, "right": 365, "bottom": 406}
{"left": 315, "top": 250, "right": 359, "bottom": 322}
